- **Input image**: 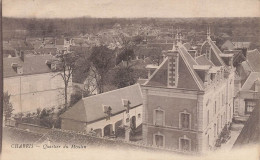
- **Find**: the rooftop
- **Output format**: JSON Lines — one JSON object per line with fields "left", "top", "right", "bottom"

{"left": 3, "top": 54, "right": 54, "bottom": 78}
{"left": 60, "top": 84, "right": 143, "bottom": 123}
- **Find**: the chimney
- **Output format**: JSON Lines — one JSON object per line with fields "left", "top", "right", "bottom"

{"left": 20, "top": 51, "right": 24, "bottom": 61}
{"left": 167, "top": 50, "right": 179, "bottom": 88}
{"left": 45, "top": 60, "right": 52, "bottom": 68}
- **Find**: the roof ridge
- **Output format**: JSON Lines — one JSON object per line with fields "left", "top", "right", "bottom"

{"left": 82, "top": 83, "right": 140, "bottom": 101}
{"left": 208, "top": 39, "right": 226, "bottom": 66}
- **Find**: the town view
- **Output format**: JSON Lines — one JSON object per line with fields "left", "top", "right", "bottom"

{"left": 2, "top": 16, "right": 260, "bottom": 155}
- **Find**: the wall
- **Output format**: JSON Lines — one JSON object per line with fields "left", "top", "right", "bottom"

{"left": 61, "top": 118, "right": 86, "bottom": 132}
{"left": 4, "top": 72, "right": 73, "bottom": 113}
{"left": 61, "top": 105, "right": 143, "bottom": 136}
{"left": 16, "top": 122, "right": 51, "bottom": 134}
{"left": 142, "top": 86, "right": 200, "bottom": 152}
{"left": 201, "top": 69, "right": 235, "bottom": 152}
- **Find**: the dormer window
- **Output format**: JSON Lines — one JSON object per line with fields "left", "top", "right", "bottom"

{"left": 17, "top": 66, "right": 23, "bottom": 74}
{"left": 122, "top": 99, "right": 131, "bottom": 113}
{"left": 11, "top": 63, "right": 23, "bottom": 74}
{"left": 45, "top": 60, "right": 52, "bottom": 68}
{"left": 103, "top": 105, "right": 112, "bottom": 120}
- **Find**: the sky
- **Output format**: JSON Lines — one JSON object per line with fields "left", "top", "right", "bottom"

{"left": 2, "top": 0, "right": 260, "bottom": 18}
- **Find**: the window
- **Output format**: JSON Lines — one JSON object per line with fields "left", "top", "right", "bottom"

{"left": 245, "top": 100, "right": 256, "bottom": 114}
{"left": 138, "top": 113, "right": 141, "bottom": 118}
{"left": 154, "top": 109, "right": 164, "bottom": 126}
{"left": 126, "top": 118, "right": 129, "bottom": 123}
{"left": 180, "top": 112, "right": 190, "bottom": 129}
{"left": 179, "top": 135, "right": 191, "bottom": 151}
{"left": 154, "top": 135, "right": 164, "bottom": 147}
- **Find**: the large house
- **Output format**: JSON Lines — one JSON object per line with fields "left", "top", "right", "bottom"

{"left": 141, "top": 29, "right": 235, "bottom": 153}
{"left": 3, "top": 54, "right": 72, "bottom": 114}
{"left": 60, "top": 84, "right": 143, "bottom": 138}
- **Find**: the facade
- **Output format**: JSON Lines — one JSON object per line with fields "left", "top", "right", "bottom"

{"left": 233, "top": 49, "right": 260, "bottom": 117}
{"left": 141, "top": 29, "right": 235, "bottom": 153}
{"left": 60, "top": 84, "right": 143, "bottom": 138}
{"left": 3, "top": 54, "right": 72, "bottom": 114}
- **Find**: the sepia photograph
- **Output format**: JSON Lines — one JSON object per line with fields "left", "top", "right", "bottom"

{"left": 1, "top": 0, "right": 260, "bottom": 159}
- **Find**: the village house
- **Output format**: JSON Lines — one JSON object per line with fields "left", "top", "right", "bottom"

{"left": 3, "top": 53, "right": 72, "bottom": 114}
{"left": 60, "top": 84, "right": 143, "bottom": 139}
{"left": 233, "top": 49, "right": 260, "bottom": 117}
{"left": 141, "top": 28, "right": 235, "bottom": 153}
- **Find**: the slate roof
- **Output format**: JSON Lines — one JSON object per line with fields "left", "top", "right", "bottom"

{"left": 233, "top": 102, "right": 260, "bottom": 147}
{"left": 35, "top": 48, "right": 57, "bottom": 55}
{"left": 60, "top": 84, "right": 143, "bottom": 123}
{"left": 8, "top": 40, "right": 34, "bottom": 50}
{"left": 221, "top": 40, "right": 235, "bottom": 50}
{"left": 144, "top": 45, "right": 204, "bottom": 90}
{"left": 195, "top": 54, "right": 215, "bottom": 66}
{"left": 247, "top": 49, "right": 260, "bottom": 72}
{"left": 207, "top": 40, "right": 226, "bottom": 66}
{"left": 233, "top": 42, "right": 251, "bottom": 49}
{"left": 241, "top": 72, "right": 260, "bottom": 91}
{"left": 3, "top": 55, "right": 54, "bottom": 78}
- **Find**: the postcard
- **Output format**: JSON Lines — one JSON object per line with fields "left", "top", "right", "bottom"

{"left": 1, "top": 0, "right": 260, "bottom": 159}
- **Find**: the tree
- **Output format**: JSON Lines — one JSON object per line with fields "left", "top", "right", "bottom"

{"left": 149, "top": 47, "right": 163, "bottom": 66}
{"left": 88, "top": 45, "right": 115, "bottom": 93}
{"left": 113, "top": 67, "right": 136, "bottom": 88}
{"left": 3, "top": 92, "right": 14, "bottom": 121}
{"left": 54, "top": 52, "right": 79, "bottom": 109}
{"left": 116, "top": 48, "right": 135, "bottom": 67}
{"left": 116, "top": 35, "right": 135, "bottom": 67}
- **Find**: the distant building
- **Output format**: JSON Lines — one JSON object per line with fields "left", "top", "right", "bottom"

{"left": 60, "top": 84, "right": 143, "bottom": 138}
{"left": 3, "top": 54, "right": 72, "bottom": 114}
{"left": 141, "top": 28, "right": 235, "bottom": 153}
{"left": 221, "top": 40, "right": 251, "bottom": 51}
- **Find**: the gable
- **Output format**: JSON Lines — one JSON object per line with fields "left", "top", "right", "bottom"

{"left": 60, "top": 100, "right": 87, "bottom": 122}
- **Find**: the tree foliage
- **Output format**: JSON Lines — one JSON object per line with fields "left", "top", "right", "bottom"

{"left": 113, "top": 67, "right": 136, "bottom": 88}
{"left": 3, "top": 92, "right": 14, "bottom": 120}
{"left": 88, "top": 45, "right": 115, "bottom": 93}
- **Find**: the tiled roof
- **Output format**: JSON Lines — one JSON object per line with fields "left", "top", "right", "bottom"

{"left": 247, "top": 49, "right": 260, "bottom": 72}
{"left": 195, "top": 55, "right": 215, "bottom": 66}
{"left": 3, "top": 127, "right": 43, "bottom": 143}
{"left": 60, "top": 84, "right": 143, "bottom": 123}
{"left": 3, "top": 55, "right": 54, "bottom": 78}
{"left": 241, "top": 72, "right": 260, "bottom": 91}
